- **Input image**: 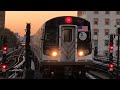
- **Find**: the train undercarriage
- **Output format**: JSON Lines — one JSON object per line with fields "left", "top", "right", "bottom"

{"left": 38, "top": 61, "right": 93, "bottom": 79}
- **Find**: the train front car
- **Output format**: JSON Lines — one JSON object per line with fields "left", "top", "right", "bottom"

{"left": 34, "top": 16, "right": 93, "bottom": 78}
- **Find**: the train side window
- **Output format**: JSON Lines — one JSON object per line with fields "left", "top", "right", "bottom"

{"left": 64, "top": 29, "right": 72, "bottom": 42}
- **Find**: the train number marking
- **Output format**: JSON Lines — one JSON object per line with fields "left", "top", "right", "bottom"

{"left": 79, "top": 32, "right": 87, "bottom": 40}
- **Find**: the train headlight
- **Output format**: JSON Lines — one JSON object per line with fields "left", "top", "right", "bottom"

{"left": 52, "top": 51, "right": 58, "bottom": 57}
{"left": 78, "top": 51, "right": 84, "bottom": 56}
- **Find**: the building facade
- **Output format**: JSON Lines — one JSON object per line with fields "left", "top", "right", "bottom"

{"left": 77, "top": 11, "right": 120, "bottom": 57}
{"left": 0, "top": 11, "right": 5, "bottom": 29}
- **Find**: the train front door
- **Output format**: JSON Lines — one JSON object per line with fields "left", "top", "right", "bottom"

{"left": 59, "top": 25, "right": 77, "bottom": 62}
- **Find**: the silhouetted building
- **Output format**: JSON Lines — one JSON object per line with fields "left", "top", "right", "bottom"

{"left": 0, "top": 11, "right": 5, "bottom": 29}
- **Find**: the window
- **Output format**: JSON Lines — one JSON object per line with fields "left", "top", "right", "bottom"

{"left": 105, "top": 18, "right": 110, "bottom": 25}
{"left": 64, "top": 29, "right": 72, "bottom": 42}
{"left": 116, "top": 11, "right": 120, "bottom": 15}
{"left": 105, "top": 40, "right": 109, "bottom": 46}
{"left": 105, "top": 11, "right": 110, "bottom": 14}
{"left": 94, "top": 18, "right": 98, "bottom": 25}
{"left": 94, "top": 11, "right": 99, "bottom": 14}
{"left": 94, "top": 29, "right": 99, "bottom": 35}
{"left": 105, "top": 29, "right": 109, "bottom": 35}
{"left": 116, "top": 19, "right": 120, "bottom": 25}
{"left": 94, "top": 40, "right": 98, "bottom": 47}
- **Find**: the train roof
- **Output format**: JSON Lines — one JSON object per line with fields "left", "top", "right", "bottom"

{"left": 33, "top": 16, "right": 90, "bottom": 36}
{"left": 45, "top": 16, "right": 90, "bottom": 24}
{"left": 43, "top": 16, "right": 90, "bottom": 27}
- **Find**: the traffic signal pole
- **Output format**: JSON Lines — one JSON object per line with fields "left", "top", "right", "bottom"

{"left": 1, "top": 35, "right": 8, "bottom": 78}
{"left": 109, "top": 34, "right": 114, "bottom": 64}
{"left": 109, "top": 34, "right": 114, "bottom": 79}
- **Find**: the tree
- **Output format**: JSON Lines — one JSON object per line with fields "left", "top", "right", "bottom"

{"left": 0, "top": 28, "right": 18, "bottom": 49}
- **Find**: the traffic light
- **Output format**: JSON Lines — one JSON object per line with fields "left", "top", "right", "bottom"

{"left": 2, "top": 45, "right": 8, "bottom": 52}
{"left": 1, "top": 64, "right": 7, "bottom": 72}
{"left": 109, "top": 34, "right": 114, "bottom": 52}
{"left": 2, "top": 45, "right": 8, "bottom": 63}
{"left": 110, "top": 34, "right": 114, "bottom": 45}
{"left": 109, "top": 34, "right": 114, "bottom": 72}
{"left": 2, "top": 45, "right": 8, "bottom": 54}
{"left": 1, "top": 64, "right": 7, "bottom": 70}
{"left": 109, "top": 63, "right": 114, "bottom": 71}
{"left": 109, "top": 45, "right": 114, "bottom": 51}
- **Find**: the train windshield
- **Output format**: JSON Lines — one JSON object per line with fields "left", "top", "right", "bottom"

{"left": 44, "top": 28, "right": 58, "bottom": 45}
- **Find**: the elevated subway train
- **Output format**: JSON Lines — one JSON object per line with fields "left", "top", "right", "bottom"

{"left": 30, "top": 16, "right": 93, "bottom": 77}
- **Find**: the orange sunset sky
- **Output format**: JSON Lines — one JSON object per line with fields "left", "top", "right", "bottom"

{"left": 5, "top": 11, "right": 77, "bottom": 36}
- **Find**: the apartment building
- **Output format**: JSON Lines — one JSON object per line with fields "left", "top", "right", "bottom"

{"left": 77, "top": 11, "right": 120, "bottom": 57}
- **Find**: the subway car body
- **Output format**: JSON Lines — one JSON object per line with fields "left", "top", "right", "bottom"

{"left": 30, "top": 16, "right": 93, "bottom": 78}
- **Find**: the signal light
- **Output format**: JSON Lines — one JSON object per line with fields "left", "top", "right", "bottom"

{"left": 109, "top": 64, "right": 114, "bottom": 68}
{"left": 109, "top": 45, "right": 114, "bottom": 50}
{"left": 1, "top": 64, "right": 7, "bottom": 70}
{"left": 65, "top": 16, "right": 72, "bottom": 24}
{"left": 109, "top": 63, "right": 114, "bottom": 71}
{"left": 2, "top": 46, "right": 8, "bottom": 51}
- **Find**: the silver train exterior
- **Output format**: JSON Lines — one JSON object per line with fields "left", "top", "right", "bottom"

{"left": 30, "top": 16, "right": 93, "bottom": 71}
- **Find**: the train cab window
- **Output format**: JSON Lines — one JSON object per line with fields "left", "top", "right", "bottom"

{"left": 64, "top": 29, "right": 72, "bottom": 42}
{"left": 45, "top": 29, "right": 58, "bottom": 44}
{"left": 45, "top": 32, "right": 56, "bottom": 42}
